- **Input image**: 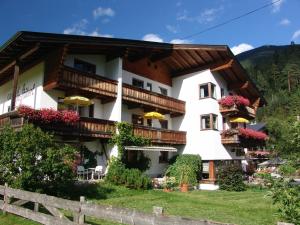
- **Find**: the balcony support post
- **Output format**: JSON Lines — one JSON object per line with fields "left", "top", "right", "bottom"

{"left": 208, "top": 160, "right": 216, "bottom": 182}
{"left": 10, "top": 63, "right": 20, "bottom": 111}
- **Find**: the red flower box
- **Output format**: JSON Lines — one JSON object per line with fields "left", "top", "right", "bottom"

{"left": 218, "top": 95, "right": 250, "bottom": 107}
{"left": 17, "top": 105, "right": 79, "bottom": 125}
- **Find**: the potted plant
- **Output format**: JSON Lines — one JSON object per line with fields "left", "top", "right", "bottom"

{"left": 178, "top": 165, "right": 196, "bottom": 192}
{"left": 163, "top": 177, "right": 175, "bottom": 192}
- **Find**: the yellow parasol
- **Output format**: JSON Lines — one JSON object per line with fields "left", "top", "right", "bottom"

{"left": 144, "top": 112, "right": 165, "bottom": 120}
{"left": 63, "top": 96, "right": 93, "bottom": 107}
{"left": 230, "top": 117, "right": 249, "bottom": 123}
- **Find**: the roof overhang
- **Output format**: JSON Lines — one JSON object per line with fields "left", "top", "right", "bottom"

{"left": 125, "top": 146, "right": 177, "bottom": 152}
{"left": 0, "top": 31, "right": 266, "bottom": 106}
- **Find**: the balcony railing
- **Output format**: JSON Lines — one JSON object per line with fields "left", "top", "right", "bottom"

{"left": 44, "top": 66, "right": 118, "bottom": 100}
{"left": 133, "top": 125, "right": 186, "bottom": 145}
{"left": 221, "top": 128, "right": 267, "bottom": 147}
{"left": 219, "top": 105, "right": 256, "bottom": 119}
{"left": 44, "top": 66, "right": 186, "bottom": 115}
{"left": 0, "top": 112, "right": 115, "bottom": 139}
{"left": 122, "top": 84, "right": 185, "bottom": 116}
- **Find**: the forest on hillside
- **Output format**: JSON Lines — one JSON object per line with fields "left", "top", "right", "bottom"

{"left": 238, "top": 44, "right": 300, "bottom": 157}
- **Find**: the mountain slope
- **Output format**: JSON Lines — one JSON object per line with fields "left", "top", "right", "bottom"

{"left": 237, "top": 44, "right": 300, "bottom": 121}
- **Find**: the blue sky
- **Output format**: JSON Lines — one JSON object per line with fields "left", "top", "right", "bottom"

{"left": 0, "top": 0, "right": 299, "bottom": 54}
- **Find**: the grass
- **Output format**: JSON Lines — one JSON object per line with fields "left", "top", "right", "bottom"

{"left": 0, "top": 183, "right": 278, "bottom": 225}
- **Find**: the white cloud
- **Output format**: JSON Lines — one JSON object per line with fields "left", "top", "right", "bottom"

{"left": 166, "top": 25, "right": 178, "bottom": 34}
{"left": 63, "top": 19, "right": 88, "bottom": 35}
{"left": 142, "top": 34, "right": 163, "bottom": 42}
{"left": 292, "top": 29, "right": 300, "bottom": 40}
{"left": 63, "top": 20, "right": 113, "bottom": 37}
{"left": 93, "top": 7, "right": 115, "bottom": 19}
{"left": 177, "top": 7, "right": 222, "bottom": 23}
{"left": 170, "top": 39, "right": 191, "bottom": 44}
{"left": 198, "top": 8, "right": 220, "bottom": 23}
{"left": 279, "top": 18, "right": 290, "bottom": 26}
{"left": 88, "top": 29, "right": 113, "bottom": 38}
{"left": 272, "top": 0, "right": 285, "bottom": 13}
{"left": 230, "top": 43, "right": 254, "bottom": 55}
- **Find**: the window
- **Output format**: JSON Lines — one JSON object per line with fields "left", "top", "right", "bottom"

{"left": 146, "top": 83, "right": 152, "bottom": 91}
{"left": 159, "top": 120, "right": 168, "bottom": 129}
{"left": 159, "top": 151, "right": 169, "bottom": 163}
{"left": 89, "top": 104, "right": 94, "bottom": 118}
{"left": 132, "top": 78, "right": 144, "bottom": 89}
{"left": 159, "top": 87, "right": 168, "bottom": 96}
{"left": 221, "top": 88, "right": 225, "bottom": 97}
{"left": 132, "top": 114, "right": 143, "bottom": 125}
{"left": 199, "top": 83, "right": 216, "bottom": 99}
{"left": 146, "top": 119, "right": 152, "bottom": 127}
{"left": 74, "top": 59, "right": 96, "bottom": 74}
{"left": 201, "top": 114, "right": 218, "bottom": 130}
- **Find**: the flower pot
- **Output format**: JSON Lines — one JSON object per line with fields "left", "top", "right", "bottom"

{"left": 163, "top": 188, "right": 172, "bottom": 192}
{"left": 180, "top": 183, "right": 189, "bottom": 192}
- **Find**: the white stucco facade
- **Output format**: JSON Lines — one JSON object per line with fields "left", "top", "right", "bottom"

{"left": 0, "top": 52, "right": 246, "bottom": 178}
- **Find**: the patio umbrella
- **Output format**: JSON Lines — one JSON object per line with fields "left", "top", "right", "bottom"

{"left": 230, "top": 117, "right": 249, "bottom": 123}
{"left": 63, "top": 96, "right": 93, "bottom": 112}
{"left": 144, "top": 112, "right": 165, "bottom": 120}
{"left": 63, "top": 96, "right": 93, "bottom": 107}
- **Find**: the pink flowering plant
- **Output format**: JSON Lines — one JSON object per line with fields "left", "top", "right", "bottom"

{"left": 218, "top": 95, "right": 250, "bottom": 107}
{"left": 17, "top": 105, "right": 79, "bottom": 124}
{"left": 221, "top": 128, "right": 268, "bottom": 141}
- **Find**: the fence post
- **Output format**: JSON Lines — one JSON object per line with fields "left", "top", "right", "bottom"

{"left": 34, "top": 202, "right": 39, "bottom": 212}
{"left": 153, "top": 206, "right": 164, "bottom": 216}
{"left": 79, "top": 196, "right": 85, "bottom": 224}
{"left": 2, "top": 183, "right": 8, "bottom": 215}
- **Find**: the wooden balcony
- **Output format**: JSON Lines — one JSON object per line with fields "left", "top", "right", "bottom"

{"left": 44, "top": 66, "right": 118, "bottom": 101}
{"left": 0, "top": 112, "right": 115, "bottom": 139}
{"left": 122, "top": 84, "right": 185, "bottom": 116}
{"left": 221, "top": 129, "right": 266, "bottom": 147}
{"left": 219, "top": 105, "right": 256, "bottom": 119}
{"left": 133, "top": 125, "right": 186, "bottom": 145}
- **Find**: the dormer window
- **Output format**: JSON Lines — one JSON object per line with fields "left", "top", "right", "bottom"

{"left": 199, "top": 83, "right": 216, "bottom": 99}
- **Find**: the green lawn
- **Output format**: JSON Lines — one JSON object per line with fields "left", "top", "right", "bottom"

{"left": 0, "top": 183, "right": 278, "bottom": 225}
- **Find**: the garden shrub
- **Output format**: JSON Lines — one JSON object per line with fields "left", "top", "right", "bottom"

{"left": 106, "top": 158, "right": 151, "bottom": 190}
{"left": 270, "top": 178, "right": 300, "bottom": 225}
{"left": 166, "top": 154, "right": 202, "bottom": 185}
{"left": 217, "top": 163, "right": 246, "bottom": 191}
{"left": 0, "top": 124, "right": 77, "bottom": 196}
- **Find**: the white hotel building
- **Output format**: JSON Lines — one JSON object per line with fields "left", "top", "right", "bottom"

{"left": 0, "top": 32, "right": 264, "bottom": 184}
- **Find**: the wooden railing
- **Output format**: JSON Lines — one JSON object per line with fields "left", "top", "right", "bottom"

{"left": 0, "top": 112, "right": 115, "bottom": 139}
{"left": 0, "top": 184, "right": 228, "bottom": 225}
{"left": 123, "top": 83, "right": 185, "bottom": 115}
{"left": 221, "top": 133, "right": 241, "bottom": 145}
{"left": 57, "top": 66, "right": 118, "bottom": 98}
{"left": 219, "top": 105, "right": 256, "bottom": 119}
{"left": 40, "top": 117, "right": 116, "bottom": 138}
{"left": 133, "top": 125, "right": 186, "bottom": 144}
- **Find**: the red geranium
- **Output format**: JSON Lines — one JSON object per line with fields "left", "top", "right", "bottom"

{"left": 218, "top": 95, "right": 250, "bottom": 107}
{"left": 17, "top": 105, "right": 79, "bottom": 125}
{"left": 238, "top": 128, "right": 268, "bottom": 141}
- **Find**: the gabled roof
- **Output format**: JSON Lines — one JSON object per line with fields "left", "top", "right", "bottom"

{"left": 0, "top": 31, "right": 265, "bottom": 105}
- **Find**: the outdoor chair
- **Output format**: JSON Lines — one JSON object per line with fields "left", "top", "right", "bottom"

{"left": 77, "top": 166, "right": 88, "bottom": 180}
{"left": 94, "top": 165, "right": 104, "bottom": 180}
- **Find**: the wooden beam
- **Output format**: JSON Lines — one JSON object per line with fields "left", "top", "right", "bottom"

{"left": 208, "top": 160, "right": 216, "bottom": 181}
{"left": 172, "top": 59, "right": 234, "bottom": 77}
{"left": 0, "top": 44, "right": 40, "bottom": 76}
{"left": 150, "top": 50, "right": 173, "bottom": 62}
{"left": 0, "top": 60, "right": 16, "bottom": 75}
{"left": 211, "top": 59, "right": 234, "bottom": 72}
{"left": 10, "top": 63, "right": 20, "bottom": 111}
{"left": 19, "top": 43, "right": 40, "bottom": 61}
{"left": 252, "top": 97, "right": 261, "bottom": 111}
{"left": 228, "top": 81, "right": 249, "bottom": 91}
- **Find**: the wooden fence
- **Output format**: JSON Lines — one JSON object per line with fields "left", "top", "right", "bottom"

{"left": 0, "top": 184, "right": 235, "bottom": 225}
